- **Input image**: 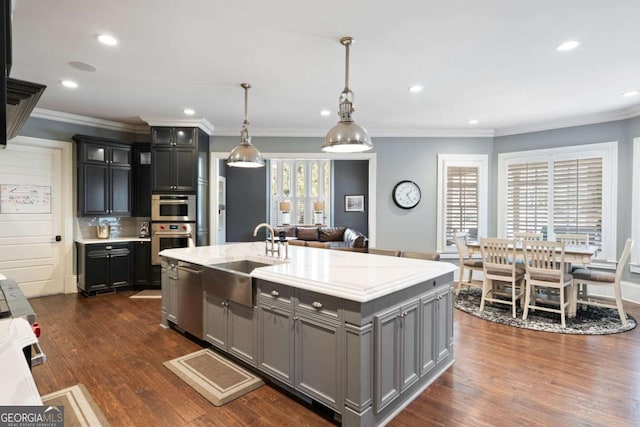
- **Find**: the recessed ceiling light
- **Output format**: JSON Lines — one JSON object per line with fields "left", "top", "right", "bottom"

{"left": 556, "top": 40, "right": 579, "bottom": 51}
{"left": 320, "top": 110, "right": 331, "bottom": 116}
{"left": 69, "top": 61, "right": 97, "bottom": 72}
{"left": 97, "top": 34, "right": 118, "bottom": 46}
{"left": 469, "top": 119, "right": 479, "bottom": 125}
{"left": 61, "top": 80, "right": 78, "bottom": 88}
{"left": 183, "top": 108, "right": 195, "bottom": 115}
{"left": 409, "top": 85, "right": 423, "bottom": 93}
{"left": 622, "top": 90, "right": 639, "bottom": 98}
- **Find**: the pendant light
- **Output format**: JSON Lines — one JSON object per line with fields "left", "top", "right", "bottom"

{"left": 322, "top": 36, "right": 372, "bottom": 153}
{"left": 227, "top": 83, "right": 265, "bottom": 168}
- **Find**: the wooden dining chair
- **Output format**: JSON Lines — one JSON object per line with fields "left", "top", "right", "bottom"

{"left": 479, "top": 237, "right": 525, "bottom": 318}
{"left": 514, "top": 231, "right": 543, "bottom": 241}
{"left": 454, "top": 232, "right": 484, "bottom": 296}
{"left": 522, "top": 241, "right": 573, "bottom": 328}
{"left": 555, "top": 233, "right": 589, "bottom": 246}
{"left": 571, "top": 238, "right": 633, "bottom": 326}
{"left": 401, "top": 250, "right": 440, "bottom": 261}
{"left": 368, "top": 248, "right": 401, "bottom": 257}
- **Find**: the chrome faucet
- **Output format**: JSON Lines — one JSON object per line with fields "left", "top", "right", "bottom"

{"left": 253, "top": 223, "right": 281, "bottom": 258}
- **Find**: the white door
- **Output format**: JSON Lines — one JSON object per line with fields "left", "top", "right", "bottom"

{"left": 0, "top": 141, "right": 66, "bottom": 297}
{"left": 216, "top": 176, "right": 226, "bottom": 244}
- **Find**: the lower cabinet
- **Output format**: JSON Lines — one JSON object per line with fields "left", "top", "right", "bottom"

{"left": 133, "top": 241, "right": 152, "bottom": 286}
{"left": 204, "top": 292, "right": 257, "bottom": 366}
{"left": 77, "top": 242, "right": 131, "bottom": 294}
{"left": 374, "top": 298, "right": 420, "bottom": 412}
{"left": 257, "top": 290, "right": 343, "bottom": 411}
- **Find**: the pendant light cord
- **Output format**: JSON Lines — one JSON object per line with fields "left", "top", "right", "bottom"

{"left": 344, "top": 41, "right": 350, "bottom": 92}
{"left": 243, "top": 84, "right": 250, "bottom": 125}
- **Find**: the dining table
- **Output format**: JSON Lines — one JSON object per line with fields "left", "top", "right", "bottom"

{"left": 465, "top": 240, "right": 600, "bottom": 318}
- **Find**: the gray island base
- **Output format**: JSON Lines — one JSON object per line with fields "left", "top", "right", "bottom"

{"left": 160, "top": 243, "right": 456, "bottom": 426}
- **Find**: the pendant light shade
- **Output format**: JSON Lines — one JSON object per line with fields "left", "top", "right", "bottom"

{"left": 227, "top": 83, "right": 265, "bottom": 168}
{"left": 322, "top": 36, "right": 372, "bottom": 153}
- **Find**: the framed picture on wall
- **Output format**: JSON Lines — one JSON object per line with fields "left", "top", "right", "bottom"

{"left": 345, "top": 194, "right": 365, "bottom": 212}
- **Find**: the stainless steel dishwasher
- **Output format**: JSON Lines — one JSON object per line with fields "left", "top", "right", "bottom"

{"left": 175, "top": 261, "right": 203, "bottom": 338}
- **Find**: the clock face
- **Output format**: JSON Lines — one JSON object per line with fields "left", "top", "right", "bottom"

{"left": 392, "top": 180, "right": 421, "bottom": 209}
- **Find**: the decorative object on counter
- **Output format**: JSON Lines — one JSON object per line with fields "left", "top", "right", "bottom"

{"left": 227, "top": 83, "right": 265, "bottom": 168}
{"left": 322, "top": 36, "right": 372, "bottom": 153}
{"left": 96, "top": 224, "right": 110, "bottom": 239}
{"left": 164, "top": 349, "right": 263, "bottom": 406}
{"left": 345, "top": 194, "right": 365, "bottom": 212}
{"left": 279, "top": 201, "right": 291, "bottom": 225}
{"left": 41, "top": 384, "right": 110, "bottom": 427}
{"left": 313, "top": 201, "right": 324, "bottom": 224}
{"left": 455, "top": 288, "right": 636, "bottom": 335}
{"left": 139, "top": 220, "right": 149, "bottom": 238}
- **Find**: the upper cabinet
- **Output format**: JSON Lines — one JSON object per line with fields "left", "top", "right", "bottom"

{"left": 151, "top": 127, "right": 208, "bottom": 193}
{"left": 133, "top": 143, "right": 151, "bottom": 217}
{"left": 74, "top": 135, "right": 132, "bottom": 216}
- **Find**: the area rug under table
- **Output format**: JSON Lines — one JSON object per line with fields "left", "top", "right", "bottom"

{"left": 41, "top": 384, "right": 110, "bottom": 427}
{"left": 164, "top": 348, "right": 263, "bottom": 406}
{"left": 455, "top": 288, "right": 636, "bottom": 335}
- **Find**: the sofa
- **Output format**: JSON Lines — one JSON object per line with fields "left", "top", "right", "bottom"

{"left": 274, "top": 225, "right": 368, "bottom": 252}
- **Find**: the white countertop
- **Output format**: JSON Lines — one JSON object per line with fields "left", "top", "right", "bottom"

{"left": 76, "top": 237, "right": 151, "bottom": 244}
{"left": 160, "top": 242, "right": 457, "bottom": 303}
{"left": 0, "top": 318, "right": 42, "bottom": 405}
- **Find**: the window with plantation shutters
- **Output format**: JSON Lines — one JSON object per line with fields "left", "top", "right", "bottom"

{"left": 437, "top": 154, "right": 488, "bottom": 252}
{"left": 269, "top": 159, "right": 331, "bottom": 227}
{"left": 506, "top": 162, "right": 548, "bottom": 238}
{"left": 498, "top": 141, "right": 617, "bottom": 261}
{"left": 446, "top": 166, "right": 479, "bottom": 245}
{"left": 553, "top": 157, "right": 602, "bottom": 246}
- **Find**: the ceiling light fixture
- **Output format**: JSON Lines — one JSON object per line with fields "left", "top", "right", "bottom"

{"left": 320, "top": 110, "right": 331, "bottom": 116}
{"left": 623, "top": 90, "right": 639, "bottom": 98}
{"left": 227, "top": 83, "right": 265, "bottom": 168}
{"left": 61, "top": 80, "right": 78, "bottom": 88}
{"left": 69, "top": 61, "right": 97, "bottom": 72}
{"left": 97, "top": 34, "right": 118, "bottom": 46}
{"left": 409, "top": 85, "right": 423, "bottom": 93}
{"left": 556, "top": 40, "right": 579, "bottom": 51}
{"left": 469, "top": 119, "right": 479, "bottom": 125}
{"left": 322, "top": 36, "right": 372, "bottom": 153}
{"left": 183, "top": 108, "right": 195, "bottom": 115}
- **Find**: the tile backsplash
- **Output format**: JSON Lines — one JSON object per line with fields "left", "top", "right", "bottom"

{"left": 76, "top": 216, "right": 150, "bottom": 240}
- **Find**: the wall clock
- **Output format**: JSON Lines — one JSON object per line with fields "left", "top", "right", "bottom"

{"left": 392, "top": 180, "right": 421, "bottom": 209}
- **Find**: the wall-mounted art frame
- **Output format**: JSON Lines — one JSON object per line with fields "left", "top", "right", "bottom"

{"left": 345, "top": 194, "right": 365, "bottom": 212}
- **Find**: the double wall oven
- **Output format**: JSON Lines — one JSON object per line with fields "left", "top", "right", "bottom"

{"left": 151, "top": 194, "right": 196, "bottom": 265}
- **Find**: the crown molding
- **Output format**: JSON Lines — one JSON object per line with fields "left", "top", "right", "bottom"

{"left": 212, "top": 127, "right": 495, "bottom": 138}
{"left": 31, "top": 108, "right": 150, "bottom": 134}
{"left": 139, "top": 116, "right": 215, "bottom": 135}
{"left": 495, "top": 104, "right": 640, "bottom": 137}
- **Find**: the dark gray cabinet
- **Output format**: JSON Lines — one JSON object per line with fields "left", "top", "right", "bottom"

{"left": 204, "top": 292, "right": 258, "bottom": 366}
{"left": 133, "top": 143, "right": 151, "bottom": 217}
{"left": 133, "top": 240, "right": 153, "bottom": 286}
{"left": 151, "top": 127, "right": 206, "bottom": 193}
{"left": 76, "top": 242, "right": 131, "bottom": 295}
{"left": 74, "top": 135, "right": 132, "bottom": 216}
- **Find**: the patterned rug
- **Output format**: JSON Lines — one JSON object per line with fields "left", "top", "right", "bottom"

{"left": 455, "top": 288, "right": 636, "bottom": 335}
{"left": 41, "top": 384, "right": 110, "bottom": 426}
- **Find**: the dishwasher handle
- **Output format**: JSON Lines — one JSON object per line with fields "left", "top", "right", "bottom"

{"left": 177, "top": 265, "right": 202, "bottom": 275}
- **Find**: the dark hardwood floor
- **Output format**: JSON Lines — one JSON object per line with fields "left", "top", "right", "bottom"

{"left": 29, "top": 291, "right": 640, "bottom": 426}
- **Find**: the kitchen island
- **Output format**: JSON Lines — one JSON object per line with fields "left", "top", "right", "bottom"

{"left": 160, "top": 242, "right": 456, "bottom": 426}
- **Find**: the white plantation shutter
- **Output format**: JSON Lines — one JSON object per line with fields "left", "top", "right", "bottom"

{"left": 553, "top": 157, "right": 602, "bottom": 247}
{"left": 445, "top": 166, "right": 479, "bottom": 244}
{"left": 506, "top": 162, "right": 548, "bottom": 237}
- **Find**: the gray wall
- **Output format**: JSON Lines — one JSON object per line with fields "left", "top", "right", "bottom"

{"left": 225, "top": 164, "right": 268, "bottom": 242}
{"left": 333, "top": 160, "right": 369, "bottom": 235}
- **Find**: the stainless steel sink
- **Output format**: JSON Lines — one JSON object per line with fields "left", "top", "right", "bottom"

{"left": 203, "top": 260, "right": 272, "bottom": 307}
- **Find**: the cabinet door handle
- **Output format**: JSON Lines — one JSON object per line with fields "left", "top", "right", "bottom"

{"left": 270, "top": 290, "right": 280, "bottom": 297}
{"left": 293, "top": 316, "right": 299, "bottom": 321}
{"left": 105, "top": 246, "right": 112, "bottom": 250}
{"left": 311, "top": 301, "right": 323, "bottom": 309}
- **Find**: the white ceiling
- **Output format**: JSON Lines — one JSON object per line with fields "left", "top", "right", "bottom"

{"left": 10, "top": 0, "right": 640, "bottom": 137}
